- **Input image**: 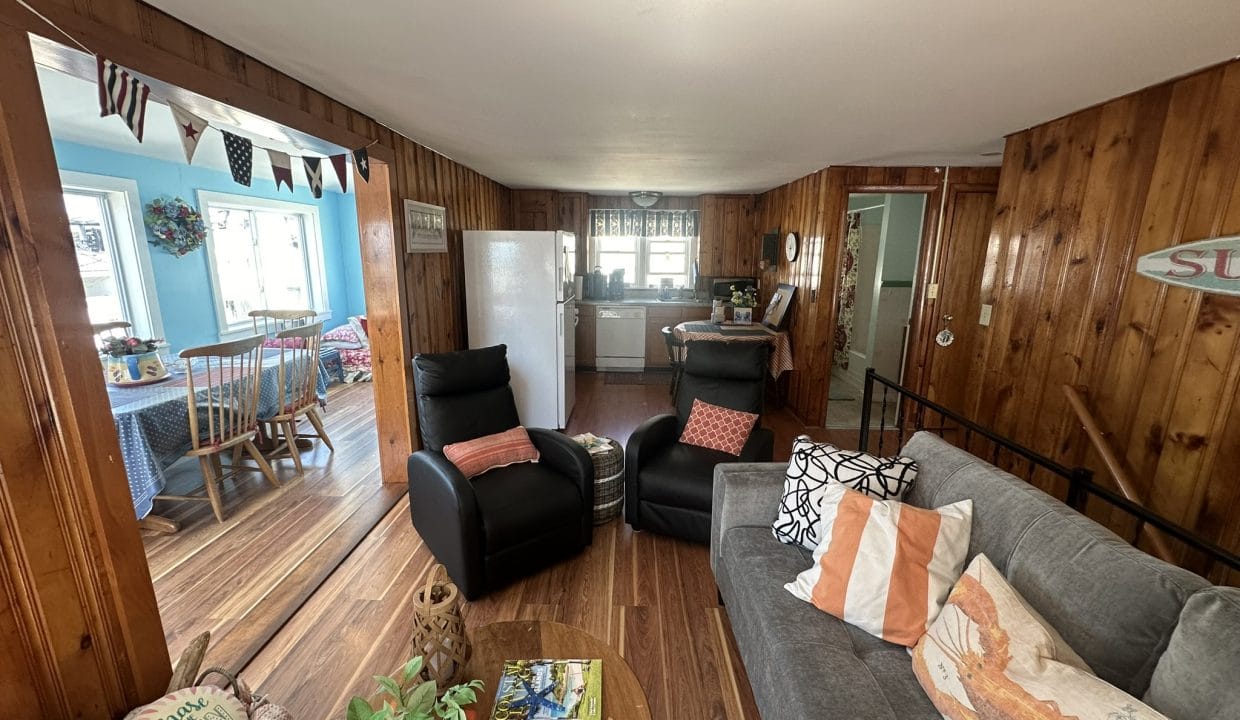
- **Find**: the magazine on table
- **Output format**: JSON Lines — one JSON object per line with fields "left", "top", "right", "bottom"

{"left": 489, "top": 658, "right": 602, "bottom": 720}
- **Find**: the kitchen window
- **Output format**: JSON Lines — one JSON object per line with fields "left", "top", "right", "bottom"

{"left": 199, "top": 191, "right": 329, "bottom": 336}
{"left": 61, "top": 171, "right": 164, "bottom": 340}
{"left": 588, "top": 208, "right": 699, "bottom": 288}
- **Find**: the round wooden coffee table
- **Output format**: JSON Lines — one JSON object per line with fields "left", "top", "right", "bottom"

{"left": 465, "top": 621, "right": 652, "bottom": 720}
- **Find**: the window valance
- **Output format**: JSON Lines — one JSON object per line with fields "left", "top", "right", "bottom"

{"left": 590, "top": 208, "right": 699, "bottom": 238}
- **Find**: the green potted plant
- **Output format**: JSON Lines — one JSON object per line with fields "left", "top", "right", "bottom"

{"left": 730, "top": 284, "right": 758, "bottom": 324}
{"left": 347, "top": 656, "right": 483, "bottom": 720}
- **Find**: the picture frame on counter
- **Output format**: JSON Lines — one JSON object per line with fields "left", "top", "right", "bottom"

{"left": 404, "top": 199, "right": 447, "bottom": 253}
{"left": 762, "top": 283, "right": 796, "bottom": 330}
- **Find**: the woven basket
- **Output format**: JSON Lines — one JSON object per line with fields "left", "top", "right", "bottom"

{"left": 409, "top": 564, "right": 471, "bottom": 692}
{"left": 591, "top": 439, "right": 624, "bottom": 524}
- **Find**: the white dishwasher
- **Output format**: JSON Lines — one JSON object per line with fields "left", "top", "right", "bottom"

{"left": 596, "top": 305, "right": 646, "bottom": 371}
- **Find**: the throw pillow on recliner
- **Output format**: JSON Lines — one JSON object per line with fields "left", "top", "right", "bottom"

{"left": 678, "top": 398, "right": 759, "bottom": 456}
{"left": 772, "top": 436, "right": 918, "bottom": 550}
{"left": 443, "top": 426, "right": 540, "bottom": 479}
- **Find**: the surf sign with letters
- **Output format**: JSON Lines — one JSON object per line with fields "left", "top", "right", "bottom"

{"left": 1135, "top": 234, "right": 1240, "bottom": 295}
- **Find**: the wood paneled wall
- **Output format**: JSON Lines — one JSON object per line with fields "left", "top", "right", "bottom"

{"left": 964, "top": 60, "right": 1240, "bottom": 576}
{"left": 699, "top": 194, "right": 759, "bottom": 278}
{"left": 753, "top": 166, "right": 999, "bottom": 424}
{"left": 0, "top": 1, "right": 512, "bottom": 716}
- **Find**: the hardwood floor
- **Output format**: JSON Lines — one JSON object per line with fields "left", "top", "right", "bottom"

{"left": 142, "top": 381, "right": 402, "bottom": 670}
{"left": 236, "top": 371, "right": 857, "bottom": 720}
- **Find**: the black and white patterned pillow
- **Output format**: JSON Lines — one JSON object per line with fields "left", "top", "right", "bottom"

{"left": 771, "top": 436, "right": 918, "bottom": 550}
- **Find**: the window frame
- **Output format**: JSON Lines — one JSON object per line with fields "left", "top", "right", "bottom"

{"left": 589, "top": 234, "right": 698, "bottom": 288}
{"left": 59, "top": 171, "right": 165, "bottom": 341}
{"left": 198, "top": 190, "right": 330, "bottom": 339}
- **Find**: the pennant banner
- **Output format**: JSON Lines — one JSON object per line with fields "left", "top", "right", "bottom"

{"left": 329, "top": 154, "right": 349, "bottom": 193}
{"left": 303, "top": 156, "right": 324, "bottom": 199}
{"left": 353, "top": 147, "right": 370, "bottom": 183}
{"left": 97, "top": 55, "right": 151, "bottom": 142}
{"left": 169, "top": 102, "right": 208, "bottom": 164}
{"left": 88, "top": 54, "right": 374, "bottom": 192}
{"left": 222, "top": 131, "right": 254, "bottom": 187}
{"left": 268, "top": 150, "right": 294, "bottom": 192}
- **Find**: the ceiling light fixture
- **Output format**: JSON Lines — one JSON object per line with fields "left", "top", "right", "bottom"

{"left": 629, "top": 191, "right": 662, "bottom": 208}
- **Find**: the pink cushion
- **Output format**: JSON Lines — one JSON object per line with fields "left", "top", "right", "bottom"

{"left": 678, "top": 399, "right": 758, "bottom": 456}
{"left": 322, "top": 324, "right": 362, "bottom": 349}
{"left": 443, "top": 426, "right": 540, "bottom": 480}
{"left": 262, "top": 336, "right": 306, "bottom": 349}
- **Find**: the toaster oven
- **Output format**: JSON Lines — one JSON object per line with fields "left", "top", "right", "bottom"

{"left": 710, "top": 277, "right": 759, "bottom": 300}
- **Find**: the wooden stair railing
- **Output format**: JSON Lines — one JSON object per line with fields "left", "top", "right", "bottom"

{"left": 1061, "top": 384, "right": 1176, "bottom": 563}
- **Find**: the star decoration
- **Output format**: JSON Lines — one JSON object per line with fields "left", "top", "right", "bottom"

{"left": 182, "top": 122, "right": 199, "bottom": 140}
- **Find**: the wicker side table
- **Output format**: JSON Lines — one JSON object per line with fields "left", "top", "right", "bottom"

{"left": 585, "top": 439, "right": 624, "bottom": 524}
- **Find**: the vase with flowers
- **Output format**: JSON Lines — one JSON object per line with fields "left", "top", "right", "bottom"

{"left": 101, "top": 335, "right": 169, "bottom": 385}
{"left": 730, "top": 285, "right": 758, "bottom": 324}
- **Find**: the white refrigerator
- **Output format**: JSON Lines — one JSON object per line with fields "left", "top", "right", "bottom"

{"left": 462, "top": 230, "right": 577, "bottom": 429}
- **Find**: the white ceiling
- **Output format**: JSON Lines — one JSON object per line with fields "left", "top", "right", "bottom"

{"left": 142, "top": 0, "right": 1240, "bottom": 194}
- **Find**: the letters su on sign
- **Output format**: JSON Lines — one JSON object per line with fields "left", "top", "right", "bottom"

{"left": 1135, "top": 235, "right": 1240, "bottom": 295}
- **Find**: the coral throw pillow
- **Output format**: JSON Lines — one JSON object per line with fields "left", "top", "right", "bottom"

{"left": 322, "top": 324, "right": 364, "bottom": 349}
{"left": 913, "top": 554, "right": 1171, "bottom": 720}
{"left": 785, "top": 482, "right": 972, "bottom": 646}
{"left": 443, "top": 426, "right": 540, "bottom": 480}
{"left": 773, "top": 436, "right": 918, "bottom": 550}
{"left": 678, "top": 399, "right": 759, "bottom": 456}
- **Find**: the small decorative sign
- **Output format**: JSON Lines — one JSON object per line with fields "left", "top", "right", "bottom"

{"left": 130, "top": 686, "right": 247, "bottom": 720}
{"left": 404, "top": 199, "right": 448, "bottom": 253}
{"left": 1135, "top": 234, "right": 1240, "bottom": 295}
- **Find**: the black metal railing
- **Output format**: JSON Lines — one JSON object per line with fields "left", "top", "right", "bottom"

{"left": 859, "top": 367, "right": 1240, "bottom": 574}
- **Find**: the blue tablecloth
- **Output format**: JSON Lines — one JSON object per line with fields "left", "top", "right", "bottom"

{"left": 107, "top": 349, "right": 328, "bottom": 519}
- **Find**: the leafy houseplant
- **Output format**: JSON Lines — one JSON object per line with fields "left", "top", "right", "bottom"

{"left": 347, "top": 656, "right": 483, "bottom": 720}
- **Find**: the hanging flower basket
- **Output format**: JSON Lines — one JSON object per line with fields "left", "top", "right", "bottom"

{"left": 144, "top": 196, "right": 207, "bottom": 257}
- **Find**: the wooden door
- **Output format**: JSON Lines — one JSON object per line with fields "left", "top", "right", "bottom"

{"left": 513, "top": 190, "right": 559, "bottom": 230}
{"left": 918, "top": 185, "right": 999, "bottom": 416}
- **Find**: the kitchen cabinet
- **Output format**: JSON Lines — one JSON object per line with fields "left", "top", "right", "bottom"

{"left": 645, "top": 306, "right": 684, "bottom": 368}
{"left": 576, "top": 304, "right": 596, "bottom": 368}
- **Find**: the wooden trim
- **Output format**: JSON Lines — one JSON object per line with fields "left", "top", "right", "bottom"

{"left": 0, "top": 24, "right": 169, "bottom": 717}
{"left": 356, "top": 160, "right": 417, "bottom": 479}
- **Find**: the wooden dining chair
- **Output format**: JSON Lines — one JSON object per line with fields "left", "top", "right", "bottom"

{"left": 249, "top": 308, "right": 316, "bottom": 338}
{"left": 156, "top": 334, "right": 279, "bottom": 523}
{"left": 91, "top": 320, "right": 132, "bottom": 339}
{"left": 662, "top": 326, "right": 686, "bottom": 400}
{"left": 258, "top": 321, "right": 332, "bottom": 479}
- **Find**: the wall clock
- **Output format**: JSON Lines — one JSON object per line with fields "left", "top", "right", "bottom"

{"left": 785, "top": 232, "right": 800, "bottom": 262}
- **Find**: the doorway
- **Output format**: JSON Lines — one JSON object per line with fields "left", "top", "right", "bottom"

{"left": 825, "top": 192, "right": 928, "bottom": 428}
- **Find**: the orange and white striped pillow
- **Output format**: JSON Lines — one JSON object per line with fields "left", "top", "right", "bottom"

{"left": 785, "top": 482, "right": 972, "bottom": 646}
{"left": 443, "top": 426, "right": 540, "bottom": 480}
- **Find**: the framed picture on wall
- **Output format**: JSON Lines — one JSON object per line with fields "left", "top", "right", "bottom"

{"left": 404, "top": 199, "right": 447, "bottom": 253}
{"left": 762, "top": 283, "right": 796, "bottom": 330}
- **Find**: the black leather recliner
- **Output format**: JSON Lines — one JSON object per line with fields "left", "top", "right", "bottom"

{"left": 625, "top": 340, "right": 774, "bottom": 543}
{"left": 407, "top": 344, "right": 593, "bottom": 600}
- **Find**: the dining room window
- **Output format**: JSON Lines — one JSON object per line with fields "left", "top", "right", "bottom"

{"left": 588, "top": 208, "right": 699, "bottom": 288}
{"left": 199, "top": 191, "right": 329, "bottom": 335}
{"left": 61, "top": 171, "right": 164, "bottom": 340}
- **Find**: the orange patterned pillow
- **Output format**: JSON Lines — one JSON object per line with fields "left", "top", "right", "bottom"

{"left": 443, "top": 426, "right": 540, "bottom": 479}
{"left": 679, "top": 399, "right": 759, "bottom": 456}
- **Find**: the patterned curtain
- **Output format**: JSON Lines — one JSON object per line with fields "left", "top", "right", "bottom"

{"left": 833, "top": 213, "right": 862, "bottom": 370}
{"left": 590, "top": 209, "right": 699, "bottom": 237}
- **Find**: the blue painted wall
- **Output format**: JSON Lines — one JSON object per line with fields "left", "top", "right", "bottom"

{"left": 52, "top": 139, "right": 365, "bottom": 351}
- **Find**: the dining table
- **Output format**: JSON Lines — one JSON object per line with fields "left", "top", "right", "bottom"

{"left": 106, "top": 348, "right": 328, "bottom": 530}
{"left": 673, "top": 321, "right": 794, "bottom": 379}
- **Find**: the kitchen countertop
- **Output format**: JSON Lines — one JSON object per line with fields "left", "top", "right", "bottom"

{"left": 578, "top": 297, "right": 713, "bottom": 307}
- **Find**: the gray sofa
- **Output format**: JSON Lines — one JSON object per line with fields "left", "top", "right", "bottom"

{"left": 710, "top": 431, "right": 1240, "bottom": 720}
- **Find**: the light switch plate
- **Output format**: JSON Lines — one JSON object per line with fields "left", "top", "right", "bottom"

{"left": 979, "top": 304, "right": 993, "bottom": 326}
{"left": 927, "top": 283, "right": 939, "bottom": 300}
